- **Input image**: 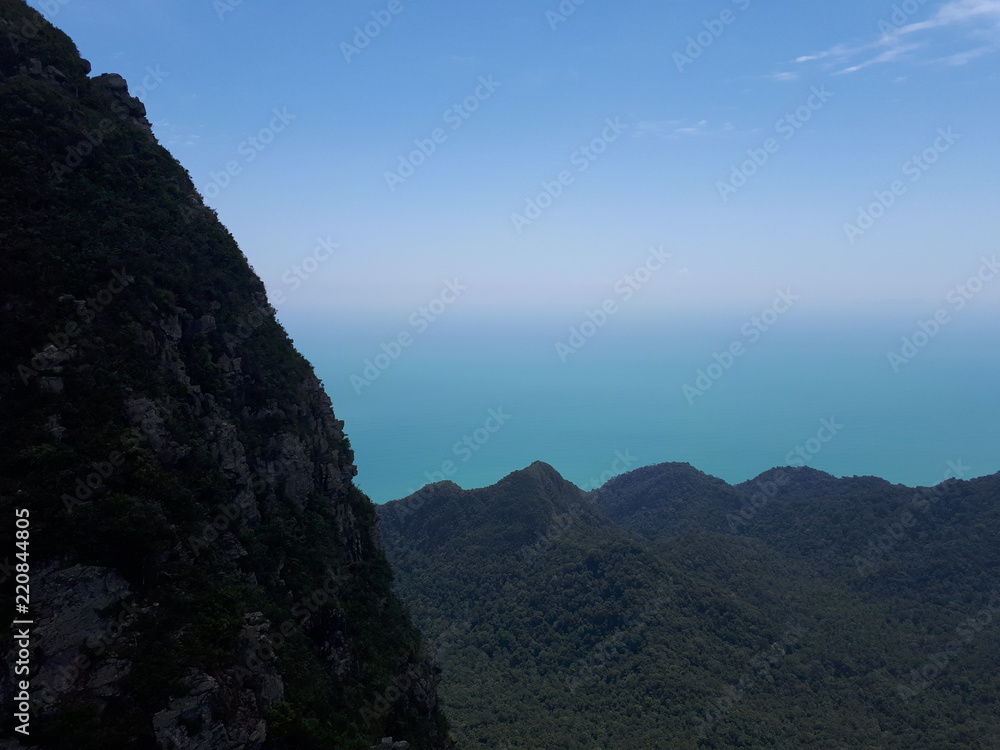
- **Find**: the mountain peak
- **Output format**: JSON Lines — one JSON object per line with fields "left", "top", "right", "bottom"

{"left": 496, "top": 459, "right": 576, "bottom": 492}
{"left": 594, "top": 460, "right": 745, "bottom": 540}
{"left": 738, "top": 465, "right": 898, "bottom": 500}
{"left": 380, "top": 460, "right": 597, "bottom": 558}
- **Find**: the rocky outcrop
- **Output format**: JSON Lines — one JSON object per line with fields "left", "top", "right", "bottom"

{"left": 92, "top": 72, "right": 151, "bottom": 133}
{"left": 152, "top": 670, "right": 266, "bottom": 750}
{"left": 29, "top": 564, "right": 136, "bottom": 711}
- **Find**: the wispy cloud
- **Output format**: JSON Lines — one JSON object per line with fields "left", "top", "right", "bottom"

{"left": 789, "top": 0, "right": 1000, "bottom": 75}
{"left": 900, "top": 0, "right": 1000, "bottom": 34}
{"left": 794, "top": 43, "right": 865, "bottom": 65}
{"left": 764, "top": 71, "right": 801, "bottom": 82}
{"left": 632, "top": 119, "right": 736, "bottom": 138}
{"left": 839, "top": 43, "right": 924, "bottom": 74}
{"left": 935, "top": 44, "right": 997, "bottom": 63}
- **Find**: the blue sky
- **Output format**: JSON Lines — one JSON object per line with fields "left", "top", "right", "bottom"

{"left": 27, "top": 0, "right": 1000, "bottom": 497}
{"left": 33, "top": 0, "right": 1000, "bottom": 320}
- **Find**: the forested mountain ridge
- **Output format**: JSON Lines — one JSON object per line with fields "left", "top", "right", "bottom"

{"left": 380, "top": 461, "right": 1000, "bottom": 749}
{"left": 0, "top": 1, "right": 452, "bottom": 747}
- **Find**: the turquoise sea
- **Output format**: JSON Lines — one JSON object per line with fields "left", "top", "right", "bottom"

{"left": 277, "top": 307, "right": 1000, "bottom": 504}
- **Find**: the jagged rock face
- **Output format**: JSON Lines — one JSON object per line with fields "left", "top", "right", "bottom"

{"left": 151, "top": 668, "right": 270, "bottom": 750}
{"left": 0, "top": 1, "right": 452, "bottom": 747}
{"left": 28, "top": 564, "right": 136, "bottom": 708}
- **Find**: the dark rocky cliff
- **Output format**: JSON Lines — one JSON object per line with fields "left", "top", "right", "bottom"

{"left": 0, "top": 1, "right": 451, "bottom": 747}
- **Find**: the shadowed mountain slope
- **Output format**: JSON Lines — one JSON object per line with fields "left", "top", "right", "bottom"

{"left": 0, "top": 2, "right": 451, "bottom": 747}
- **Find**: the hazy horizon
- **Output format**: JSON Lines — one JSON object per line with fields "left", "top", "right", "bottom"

{"left": 280, "top": 308, "right": 999, "bottom": 503}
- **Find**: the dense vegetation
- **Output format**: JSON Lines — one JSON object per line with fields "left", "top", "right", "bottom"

{"left": 380, "top": 461, "right": 1000, "bottom": 749}
{"left": 0, "top": 2, "right": 451, "bottom": 746}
